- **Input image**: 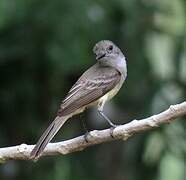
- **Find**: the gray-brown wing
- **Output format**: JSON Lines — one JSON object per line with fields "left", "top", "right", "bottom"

{"left": 57, "top": 67, "right": 121, "bottom": 116}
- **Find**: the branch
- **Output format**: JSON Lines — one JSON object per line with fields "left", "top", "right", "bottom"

{"left": 0, "top": 101, "right": 186, "bottom": 162}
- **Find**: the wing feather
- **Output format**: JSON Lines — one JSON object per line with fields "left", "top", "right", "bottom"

{"left": 57, "top": 66, "right": 121, "bottom": 116}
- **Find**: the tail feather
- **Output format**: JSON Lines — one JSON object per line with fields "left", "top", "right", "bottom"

{"left": 30, "top": 116, "right": 68, "bottom": 159}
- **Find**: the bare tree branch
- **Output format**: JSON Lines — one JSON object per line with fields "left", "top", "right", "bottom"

{"left": 0, "top": 101, "right": 186, "bottom": 163}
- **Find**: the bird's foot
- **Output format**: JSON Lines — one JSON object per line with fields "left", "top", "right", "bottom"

{"left": 110, "top": 124, "right": 120, "bottom": 138}
{"left": 84, "top": 131, "right": 90, "bottom": 143}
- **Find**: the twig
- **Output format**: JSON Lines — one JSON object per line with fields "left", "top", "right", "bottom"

{"left": 0, "top": 101, "right": 186, "bottom": 162}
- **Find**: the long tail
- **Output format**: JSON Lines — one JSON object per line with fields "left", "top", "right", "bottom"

{"left": 30, "top": 116, "right": 68, "bottom": 159}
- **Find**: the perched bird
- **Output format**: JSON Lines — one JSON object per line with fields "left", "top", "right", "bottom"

{"left": 31, "top": 40, "right": 127, "bottom": 159}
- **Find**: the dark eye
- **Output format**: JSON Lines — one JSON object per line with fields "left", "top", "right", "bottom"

{"left": 108, "top": 45, "right": 113, "bottom": 51}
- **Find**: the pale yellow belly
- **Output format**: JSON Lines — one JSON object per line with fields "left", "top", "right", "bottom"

{"left": 70, "top": 79, "right": 124, "bottom": 117}
{"left": 98, "top": 82, "right": 122, "bottom": 105}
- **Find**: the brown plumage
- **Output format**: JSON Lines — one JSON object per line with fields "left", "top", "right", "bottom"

{"left": 30, "top": 40, "right": 127, "bottom": 159}
{"left": 58, "top": 64, "right": 121, "bottom": 116}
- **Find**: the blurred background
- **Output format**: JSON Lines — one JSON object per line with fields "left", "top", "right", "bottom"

{"left": 0, "top": 0, "right": 186, "bottom": 179}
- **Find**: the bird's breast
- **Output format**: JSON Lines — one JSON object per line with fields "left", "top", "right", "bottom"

{"left": 99, "top": 82, "right": 122, "bottom": 104}
{"left": 98, "top": 75, "right": 124, "bottom": 107}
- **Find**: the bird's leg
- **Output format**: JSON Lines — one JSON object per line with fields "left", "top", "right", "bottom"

{"left": 98, "top": 110, "right": 117, "bottom": 138}
{"left": 81, "top": 118, "right": 90, "bottom": 143}
{"left": 80, "top": 115, "right": 89, "bottom": 133}
{"left": 97, "top": 101, "right": 118, "bottom": 139}
{"left": 98, "top": 110, "right": 117, "bottom": 127}
{"left": 79, "top": 115, "right": 90, "bottom": 143}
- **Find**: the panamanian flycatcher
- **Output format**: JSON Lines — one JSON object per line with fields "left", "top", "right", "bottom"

{"left": 31, "top": 40, "right": 127, "bottom": 159}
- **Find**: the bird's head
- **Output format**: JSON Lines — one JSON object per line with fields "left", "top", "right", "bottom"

{"left": 93, "top": 40, "right": 124, "bottom": 61}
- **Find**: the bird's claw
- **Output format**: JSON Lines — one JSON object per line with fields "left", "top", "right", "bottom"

{"left": 110, "top": 124, "right": 120, "bottom": 138}
{"left": 84, "top": 132, "right": 90, "bottom": 143}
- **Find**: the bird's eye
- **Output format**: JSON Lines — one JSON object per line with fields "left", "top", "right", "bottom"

{"left": 108, "top": 45, "right": 113, "bottom": 51}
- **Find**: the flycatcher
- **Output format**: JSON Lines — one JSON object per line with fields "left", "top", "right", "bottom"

{"left": 31, "top": 40, "right": 127, "bottom": 159}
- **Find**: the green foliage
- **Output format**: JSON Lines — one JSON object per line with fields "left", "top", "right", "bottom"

{"left": 0, "top": 0, "right": 186, "bottom": 179}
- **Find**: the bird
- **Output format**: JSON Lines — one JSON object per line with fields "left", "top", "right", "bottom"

{"left": 30, "top": 40, "right": 127, "bottom": 159}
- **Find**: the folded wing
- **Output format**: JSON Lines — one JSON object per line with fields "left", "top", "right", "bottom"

{"left": 58, "top": 66, "right": 121, "bottom": 116}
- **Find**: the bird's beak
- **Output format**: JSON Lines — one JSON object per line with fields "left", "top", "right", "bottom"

{"left": 96, "top": 53, "right": 106, "bottom": 60}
